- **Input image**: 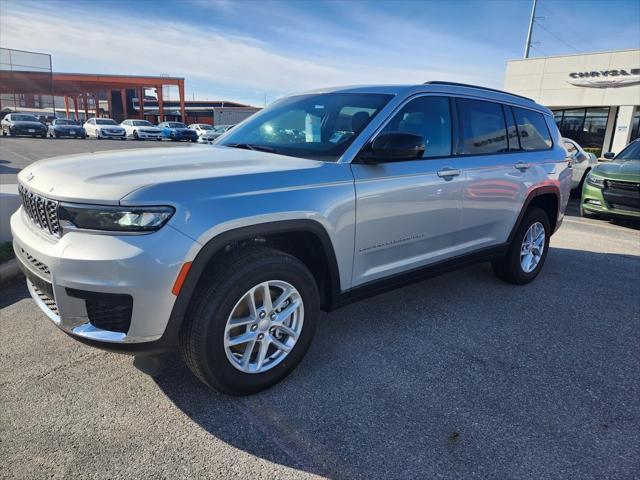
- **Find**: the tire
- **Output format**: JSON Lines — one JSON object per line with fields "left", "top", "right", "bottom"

{"left": 180, "top": 246, "right": 320, "bottom": 395}
{"left": 133, "top": 130, "right": 139, "bottom": 140}
{"left": 41, "top": 132, "right": 47, "bottom": 138}
{"left": 1, "top": 127, "right": 6, "bottom": 136}
{"left": 492, "top": 207, "right": 550, "bottom": 285}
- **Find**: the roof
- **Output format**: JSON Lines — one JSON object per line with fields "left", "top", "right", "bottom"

{"left": 299, "top": 82, "right": 548, "bottom": 114}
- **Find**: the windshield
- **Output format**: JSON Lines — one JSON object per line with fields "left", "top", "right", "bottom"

{"left": 132, "top": 120, "right": 153, "bottom": 126}
{"left": 167, "top": 122, "right": 186, "bottom": 128}
{"left": 12, "top": 114, "right": 40, "bottom": 122}
{"left": 616, "top": 141, "right": 640, "bottom": 161}
{"left": 198, "top": 124, "right": 213, "bottom": 130}
{"left": 96, "top": 119, "right": 117, "bottom": 125}
{"left": 218, "top": 93, "right": 393, "bottom": 161}
{"left": 54, "top": 119, "right": 76, "bottom": 125}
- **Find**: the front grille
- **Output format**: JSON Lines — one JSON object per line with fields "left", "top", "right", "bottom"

{"left": 19, "top": 247, "right": 50, "bottom": 275}
{"left": 606, "top": 180, "right": 640, "bottom": 192}
{"left": 33, "top": 285, "right": 59, "bottom": 316}
{"left": 18, "top": 184, "right": 60, "bottom": 237}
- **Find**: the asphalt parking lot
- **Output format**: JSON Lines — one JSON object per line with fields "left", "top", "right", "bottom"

{"left": 1, "top": 138, "right": 639, "bottom": 479}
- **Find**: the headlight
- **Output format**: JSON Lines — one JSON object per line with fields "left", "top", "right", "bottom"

{"left": 58, "top": 204, "right": 175, "bottom": 233}
{"left": 585, "top": 173, "right": 605, "bottom": 189}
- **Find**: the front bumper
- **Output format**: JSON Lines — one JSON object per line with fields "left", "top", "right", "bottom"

{"left": 55, "top": 129, "right": 85, "bottom": 137}
{"left": 581, "top": 182, "right": 640, "bottom": 219}
{"left": 11, "top": 208, "right": 196, "bottom": 351}
{"left": 98, "top": 130, "right": 126, "bottom": 138}
{"left": 12, "top": 126, "right": 46, "bottom": 136}
{"left": 136, "top": 130, "right": 162, "bottom": 139}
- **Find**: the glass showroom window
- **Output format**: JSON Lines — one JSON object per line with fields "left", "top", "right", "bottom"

{"left": 552, "top": 107, "right": 610, "bottom": 151}
{"left": 631, "top": 109, "right": 640, "bottom": 142}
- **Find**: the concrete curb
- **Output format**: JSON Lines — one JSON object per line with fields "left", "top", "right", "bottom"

{"left": 0, "top": 258, "right": 23, "bottom": 287}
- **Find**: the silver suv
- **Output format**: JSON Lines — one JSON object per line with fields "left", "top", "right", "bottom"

{"left": 12, "top": 82, "right": 571, "bottom": 395}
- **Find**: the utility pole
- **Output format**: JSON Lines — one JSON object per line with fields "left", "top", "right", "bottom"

{"left": 524, "top": 0, "right": 538, "bottom": 58}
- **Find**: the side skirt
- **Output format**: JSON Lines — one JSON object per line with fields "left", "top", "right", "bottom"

{"left": 327, "top": 243, "right": 508, "bottom": 311}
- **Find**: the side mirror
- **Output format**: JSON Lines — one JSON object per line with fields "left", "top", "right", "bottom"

{"left": 359, "top": 133, "right": 425, "bottom": 163}
{"left": 603, "top": 152, "right": 615, "bottom": 160}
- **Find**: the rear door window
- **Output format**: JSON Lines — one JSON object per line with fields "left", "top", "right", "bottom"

{"left": 456, "top": 99, "right": 508, "bottom": 155}
{"left": 513, "top": 107, "right": 553, "bottom": 150}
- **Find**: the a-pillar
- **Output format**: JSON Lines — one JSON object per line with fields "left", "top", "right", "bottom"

{"left": 178, "top": 80, "right": 186, "bottom": 123}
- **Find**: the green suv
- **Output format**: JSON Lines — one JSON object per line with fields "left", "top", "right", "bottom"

{"left": 581, "top": 139, "right": 640, "bottom": 220}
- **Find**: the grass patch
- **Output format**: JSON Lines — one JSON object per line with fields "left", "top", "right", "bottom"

{"left": 0, "top": 241, "right": 15, "bottom": 264}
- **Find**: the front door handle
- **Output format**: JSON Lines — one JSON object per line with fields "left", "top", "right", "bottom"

{"left": 437, "top": 168, "right": 461, "bottom": 179}
{"left": 514, "top": 162, "right": 531, "bottom": 171}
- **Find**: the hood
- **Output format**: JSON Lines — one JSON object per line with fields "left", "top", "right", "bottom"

{"left": 12, "top": 121, "right": 45, "bottom": 128}
{"left": 592, "top": 160, "right": 640, "bottom": 181}
{"left": 18, "top": 145, "right": 323, "bottom": 204}
{"left": 96, "top": 124, "right": 124, "bottom": 130}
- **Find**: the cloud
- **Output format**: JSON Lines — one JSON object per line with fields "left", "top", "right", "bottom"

{"left": 0, "top": 2, "right": 505, "bottom": 105}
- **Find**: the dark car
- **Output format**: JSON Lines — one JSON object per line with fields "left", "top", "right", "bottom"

{"left": 1, "top": 113, "right": 47, "bottom": 138}
{"left": 159, "top": 121, "right": 198, "bottom": 142}
{"left": 48, "top": 118, "right": 86, "bottom": 139}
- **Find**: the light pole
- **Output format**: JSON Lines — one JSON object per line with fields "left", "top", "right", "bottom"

{"left": 524, "top": 0, "right": 538, "bottom": 58}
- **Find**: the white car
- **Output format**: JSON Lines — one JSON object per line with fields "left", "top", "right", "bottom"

{"left": 188, "top": 123, "right": 217, "bottom": 143}
{"left": 121, "top": 119, "right": 162, "bottom": 140}
{"left": 562, "top": 138, "right": 599, "bottom": 190}
{"left": 83, "top": 118, "right": 126, "bottom": 140}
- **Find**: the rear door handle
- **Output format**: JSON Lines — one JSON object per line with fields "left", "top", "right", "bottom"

{"left": 437, "top": 168, "right": 461, "bottom": 179}
{"left": 514, "top": 162, "right": 531, "bottom": 171}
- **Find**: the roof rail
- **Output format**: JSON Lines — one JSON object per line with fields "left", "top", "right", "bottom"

{"left": 424, "top": 81, "right": 535, "bottom": 102}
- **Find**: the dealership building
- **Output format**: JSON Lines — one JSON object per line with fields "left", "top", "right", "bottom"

{"left": 504, "top": 48, "right": 640, "bottom": 155}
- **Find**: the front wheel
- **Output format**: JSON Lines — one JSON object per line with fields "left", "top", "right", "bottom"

{"left": 133, "top": 130, "right": 139, "bottom": 140}
{"left": 492, "top": 207, "right": 550, "bottom": 284}
{"left": 180, "top": 247, "right": 319, "bottom": 395}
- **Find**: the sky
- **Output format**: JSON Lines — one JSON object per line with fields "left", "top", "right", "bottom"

{"left": 1, "top": 0, "right": 639, "bottom": 106}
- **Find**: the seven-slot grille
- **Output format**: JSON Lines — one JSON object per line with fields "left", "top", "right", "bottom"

{"left": 18, "top": 184, "right": 60, "bottom": 237}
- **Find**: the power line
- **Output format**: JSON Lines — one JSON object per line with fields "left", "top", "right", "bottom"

{"left": 534, "top": 19, "right": 581, "bottom": 53}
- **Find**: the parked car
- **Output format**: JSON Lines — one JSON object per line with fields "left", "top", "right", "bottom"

{"left": 562, "top": 138, "right": 598, "bottom": 190}
{"left": 1, "top": 113, "right": 47, "bottom": 138}
{"left": 210, "top": 124, "right": 235, "bottom": 141}
{"left": 581, "top": 138, "right": 640, "bottom": 220}
{"left": 11, "top": 82, "right": 570, "bottom": 395}
{"left": 121, "top": 119, "right": 162, "bottom": 140}
{"left": 159, "top": 121, "right": 198, "bottom": 142}
{"left": 48, "top": 118, "right": 86, "bottom": 139}
{"left": 83, "top": 118, "right": 126, "bottom": 140}
{"left": 188, "top": 123, "right": 216, "bottom": 143}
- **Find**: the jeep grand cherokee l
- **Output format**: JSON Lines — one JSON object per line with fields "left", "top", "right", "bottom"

{"left": 12, "top": 82, "right": 571, "bottom": 395}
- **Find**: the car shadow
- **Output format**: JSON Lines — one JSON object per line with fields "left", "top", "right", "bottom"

{"left": 154, "top": 247, "right": 640, "bottom": 479}
{"left": 0, "top": 280, "right": 29, "bottom": 309}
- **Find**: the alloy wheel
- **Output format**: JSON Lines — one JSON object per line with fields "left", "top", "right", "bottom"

{"left": 520, "top": 221, "right": 545, "bottom": 273}
{"left": 223, "top": 280, "right": 304, "bottom": 374}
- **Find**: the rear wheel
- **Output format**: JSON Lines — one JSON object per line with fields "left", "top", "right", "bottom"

{"left": 180, "top": 247, "right": 319, "bottom": 395}
{"left": 492, "top": 207, "right": 550, "bottom": 284}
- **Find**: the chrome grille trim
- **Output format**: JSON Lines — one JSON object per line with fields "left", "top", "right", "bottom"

{"left": 18, "top": 184, "right": 61, "bottom": 237}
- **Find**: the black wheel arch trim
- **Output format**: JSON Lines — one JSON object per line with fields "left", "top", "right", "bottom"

{"left": 507, "top": 185, "right": 561, "bottom": 244}
{"left": 162, "top": 219, "right": 341, "bottom": 351}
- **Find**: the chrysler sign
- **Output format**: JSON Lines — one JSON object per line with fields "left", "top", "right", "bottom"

{"left": 568, "top": 68, "right": 640, "bottom": 88}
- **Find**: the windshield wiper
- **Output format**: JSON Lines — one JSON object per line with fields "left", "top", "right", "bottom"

{"left": 225, "top": 143, "right": 276, "bottom": 153}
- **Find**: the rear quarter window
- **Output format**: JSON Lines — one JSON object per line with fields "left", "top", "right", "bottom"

{"left": 513, "top": 107, "right": 552, "bottom": 151}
